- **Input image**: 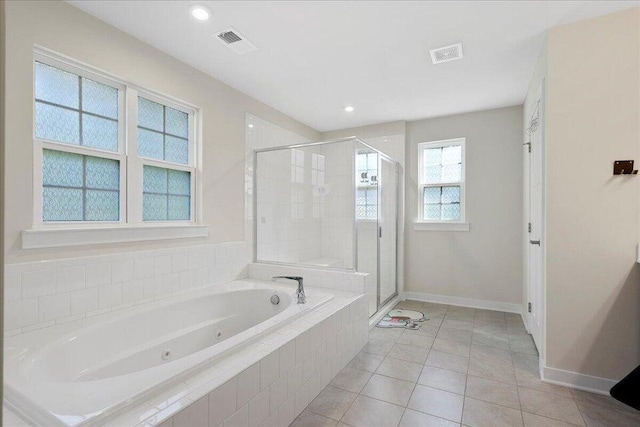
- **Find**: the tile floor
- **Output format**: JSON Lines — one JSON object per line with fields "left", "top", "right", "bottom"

{"left": 290, "top": 300, "right": 640, "bottom": 427}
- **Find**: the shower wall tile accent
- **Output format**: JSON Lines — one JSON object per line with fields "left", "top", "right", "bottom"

{"left": 3, "top": 241, "right": 250, "bottom": 336}
{"left": 104, "top": 293, "right": 369, "bottom": 427}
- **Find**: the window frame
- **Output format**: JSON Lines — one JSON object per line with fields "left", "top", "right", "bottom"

{"left": 417, "top": 138, "right": 466, "bottom": 224}
{"left": 32, "top": 48, "right": 201, "bottom": 231}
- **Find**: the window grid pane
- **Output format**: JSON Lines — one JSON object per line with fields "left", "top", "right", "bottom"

{"left": 35, "top": 62, "right": 119, "bottom": 151}
{"left": 137, "top": 97, "right": 189, "bottom": 165}
{"left": 423, "top": 185, "right": 461, "bottom": 221}
{"left": 143, "top": 165, "right": 191, "bottom": 221}
{"left": 422, "top": 144, "right": 462, "bottom": 184}
{"left": 42, "top": 149, "right": 120, "bottom": 222}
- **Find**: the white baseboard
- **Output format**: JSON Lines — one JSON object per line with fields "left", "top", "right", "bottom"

{"left": 403, "top": 291, "right": 523, "bottom": 314}
{"left": 369, "top": 295, "right": 401, "bottom": 328}
{"left": 541, "top": 365, "right": 617, "bottom": 395}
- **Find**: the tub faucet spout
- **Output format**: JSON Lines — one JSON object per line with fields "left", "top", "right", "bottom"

{"left": 271, "top": 276, "right": 306, "bottom": 304}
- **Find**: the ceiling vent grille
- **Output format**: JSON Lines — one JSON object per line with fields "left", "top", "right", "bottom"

{"left": 429, "top": 43, "right": 463, "bottom": 64}
{"left": 216, "top": 28, "right": 257, "bottom": 55}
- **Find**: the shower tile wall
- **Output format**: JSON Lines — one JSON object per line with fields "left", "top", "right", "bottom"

{"left": 249, "top": 115, "right": 355, "bottom": 270}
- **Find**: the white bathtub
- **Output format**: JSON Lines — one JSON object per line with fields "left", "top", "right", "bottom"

{"left": 4, "top": 279, "right": 333, "bottom": 426}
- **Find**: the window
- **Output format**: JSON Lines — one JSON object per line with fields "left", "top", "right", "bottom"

{"left": 356, "top": 152, "right": 378, "bottom": 220}
{"left": 33, "top": 51, "right": 198, "bottom": 230}
{"left": 418, "top": 138, "right": 465, "bottom": 222}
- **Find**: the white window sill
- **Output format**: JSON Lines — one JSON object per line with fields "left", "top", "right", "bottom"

{"left": 413, "top": 221, "right": 470, "bottom": 232}
{"left": 21, "top": 224, "right": 209, "bottom": 249}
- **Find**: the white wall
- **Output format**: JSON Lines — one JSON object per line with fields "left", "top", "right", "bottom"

{"left": 405, "top": 106, "right": 524, "bottom": 307}
{"left": 543, "top": 7, "right": 640, "bottom": 382}
{"left": 3, "top": 0, "right": 320, "bottom": 264}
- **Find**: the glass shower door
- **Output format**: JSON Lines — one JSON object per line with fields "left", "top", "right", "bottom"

{"left": 378, "top": 157, "right": 398, "bottom": 307}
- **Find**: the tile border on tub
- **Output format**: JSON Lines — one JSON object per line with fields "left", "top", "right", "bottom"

{"left": 98, "top": 293, "right": 369, "bottom": 427}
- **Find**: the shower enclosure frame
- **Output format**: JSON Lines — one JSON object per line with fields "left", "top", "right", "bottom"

{"left": 252, "top": 136, "right": 401, "bottom": 311}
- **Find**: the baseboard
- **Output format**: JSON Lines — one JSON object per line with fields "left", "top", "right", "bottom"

{"left": 403, "top": 291, "right": 523, "bottom": 314}
{"left": 369, "top": 295, "right": 401, "bottom": 328}
{"left": 541, "top": 364, "right": 617, "bottom": 395}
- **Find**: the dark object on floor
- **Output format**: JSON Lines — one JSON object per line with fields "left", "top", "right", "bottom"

{"left": 610, "top": 364, "right": 640, "bottom": 411}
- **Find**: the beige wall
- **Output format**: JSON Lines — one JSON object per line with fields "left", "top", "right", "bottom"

{"left": 4, "top": 0, "right": 320, "bottom": 264}
{"left": 405, "top": 106, "right": 524, "bottom": 305}
{"left": 544, "top": 8, "right": 640, "bottom": 380}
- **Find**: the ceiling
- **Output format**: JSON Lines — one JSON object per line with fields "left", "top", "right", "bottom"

{"left": 67, "top": 1, "right": 638, "bottom": 132}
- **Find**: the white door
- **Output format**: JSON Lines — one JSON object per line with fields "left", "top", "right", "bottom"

{"left": 527, "top": 84, "right": 545, "bottom": 352}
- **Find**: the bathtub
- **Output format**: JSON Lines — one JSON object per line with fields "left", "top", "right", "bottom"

{"left": 4, "top": 279, "right": 333, "bottom": 426}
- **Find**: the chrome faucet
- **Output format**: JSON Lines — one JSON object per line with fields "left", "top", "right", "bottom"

{"left": 271, "top": 276, "right": 306, "bottom": 304}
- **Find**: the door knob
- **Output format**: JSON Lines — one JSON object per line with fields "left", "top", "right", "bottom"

{"left": 530, "top": 240, "right": 541, "bottom": 246}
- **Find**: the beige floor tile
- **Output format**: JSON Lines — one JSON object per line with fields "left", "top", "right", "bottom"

{"left": 411, "top": 323, "right": 441, "bottom": 338}
{"left": 575, "top": 399, "right": 640, "bottom": 427}
{"left": 518, "top": 387, "right": 585, "bottom": 426}
{"left": 340, "top": 395, "right": 405, "bottom": 427}
{"left": 570, "top": 389, "right": 637, "bottom": 414}
{"left": 522, "top": 412, "right": 582, "bottom": 427}
{"left": 418, "top": 366, "right": 467, "bottom": 395}
{"left": 441, "top": 319, "right": 474, "bottom": 332}
{"left": 306, "top": 386, "right": 358, "bottom": 421}
{"left": 473, "top": 323, "right": 508, "bottom": 336}
{"left": 363, "top": 339, "right": 394, "bottom": 356}
{"left": 360, "top": 374, "right": 416, "bottom": 406}
{"left": 444, "top": 311, "right": 476, "bottom": 323}
{"left": 472, "top": 331, "right": 510, "bottom": 350}
{"left": 348, "top": 351, "right": 385, "bottom": 372}
{"left": 470, "top": 343, "right": 513, "bottom": 367}
{"left": 432, "top": 337, "right": 471, "bottom": 357}
{"left": 437, "top": 327, "right": 473, "bottom": 344}
{"left": 398, "top": 408, "right": 460, "bottom": 427}
{"left": 388, "top": 343, "right": 430, "bottom": 364}
{"left": 376, "top": 356, "right": 423, "bottom": 382}
{"left": 467, "top": 358, "right": 516, "bottom": 385}
{"left": 462, "top": 397, "right": 524, "bottom": 427}
{"left": 425, "top": 350, "right": 469, "bottom": 374}
{"left": 513, "top": 367, "right": 572, "bottom": 398}
{"left": 509, "top": 336, "right": 538, "bottom": 356}
{"left": 369, "top": 328, "right": 404, "bottom": 343}
{"left": 407, "top": 385, "right": 464, "bottom": 423}
{"left": 474, "top": 309, "right": 506, "bottom": 321}
{"left": 396, "top": 301, "right": 424, "bottom": 310}
{"left": 465, "top": 375, "right": 520, "bottom": 409}
{"left": 291, "top": 410, "right": 339, "bottom": 427}
{"left": 396, "top": 330, "right": 435, "bottom": 349}
{"left": 329, "top": 366, "right": 373, "bottom": 393}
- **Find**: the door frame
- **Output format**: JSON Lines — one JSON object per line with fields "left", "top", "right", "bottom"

{"left": 525, "top": 80, "right": 546, "bottom": 360}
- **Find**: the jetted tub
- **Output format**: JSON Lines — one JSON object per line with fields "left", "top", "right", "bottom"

{"left": 4, "top": 279, "right": 333, "bottom": 426}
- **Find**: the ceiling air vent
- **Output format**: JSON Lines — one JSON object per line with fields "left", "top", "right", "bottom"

{"left": 429, "top": 43, "right": 463, "bottom": 64}
{"left": 216, "top": 28, "right": 257, "bottom": 55}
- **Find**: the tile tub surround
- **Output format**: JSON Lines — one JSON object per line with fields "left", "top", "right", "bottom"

{"left": 291, "top": 300, "right": 640, "bottom": 427}
{"left": 4, "top": 241, "right": 250, "bottom": 336}
{"left": 97, "top": 290, "right": 368, "bottom": 426}
{"left": 248, "top": 263, "right": 367, "bottom": 294}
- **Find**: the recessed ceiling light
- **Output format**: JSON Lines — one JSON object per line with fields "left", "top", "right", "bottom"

{"left": 344, "top": 106, "right": 354, "bottom": 113}
{"left": 190, "top": 5, "right": 211, "bottom": 21}
{"left": 248, "top": 124, "right": 254, "bottom": 128}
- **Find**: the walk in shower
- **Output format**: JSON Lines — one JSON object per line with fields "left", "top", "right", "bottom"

{"left": 254, "top": 137, "right": 400, "bottom": 316}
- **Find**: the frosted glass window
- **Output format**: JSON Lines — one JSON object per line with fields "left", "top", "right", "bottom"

{"left": 42, "top": 149, "right": 120, "bottom": 221}
{"left": 35, "top": 62, "right": 119, "bottom": 151}
{"left": 423, "top": 145, "right": 462, "bottom": 184}
{"left": 143, "top": 165, "right": 191, "bottom": 221}
{"left": 356, "top": 152, "right": 378, "bottom": 185}
{"left": 356, "top": 188, "right": 378, "bottom": 220}
{"left": 137, "top": 97, "right": 189, "bottom": 165}
{"left": 423, "top": 186, "right": 460, "bottom": 221}
{"left": 420, "top": 139, "right": 464, "bottom": 222}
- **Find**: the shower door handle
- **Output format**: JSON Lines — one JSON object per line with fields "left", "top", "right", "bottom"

{"left": 379, "top": 226, "right": 382, "bottom": 238}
